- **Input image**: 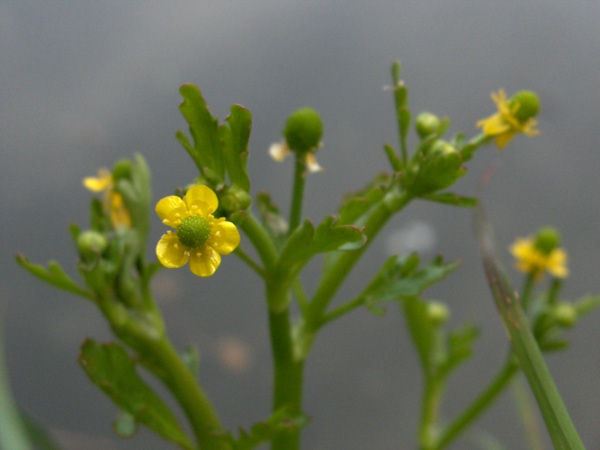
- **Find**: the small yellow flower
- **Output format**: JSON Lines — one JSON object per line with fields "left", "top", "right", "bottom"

{"left": 477, "top": 89, "right": 540, "bottom": 149}
{"left": 269, "top": 140, "right": 323, "bottom": 172}
{"left": 155, "top": 184, "right": 240, "bottom": 277}
{"left": 83, "top": 168, "right": 132, "bottom": 228}
{"left": 509, "top": 237, "right": 568, "bottom": 281}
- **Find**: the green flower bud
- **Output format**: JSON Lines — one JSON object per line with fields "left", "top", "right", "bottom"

{"left": 427, "top": 301, "right": 450, "bottom": 326}
{"left": 283, "top": 107, "right": 323, "bottom": 154}
{"left": 533, "top": 227, "right": 561, "bottom": 255}
{"left": 551, "top": 303, "right": 577, "bottom": 327}
{"left": 408, "top": 140, "right": 465, "bottom": 195}
{"left": 220, "top": 186, "right": 252, "bottom": 213}
{"left": 77, "top": 230, "right": 108, "bottom": 261}
{"left": 112, "top": 159, "right": 133, "bottom": 181}
{"left": 509, "top": 90, "right": 540, "bottom": 123}
{"left": 415, "top": 112, "right": 441, "bottom": 139}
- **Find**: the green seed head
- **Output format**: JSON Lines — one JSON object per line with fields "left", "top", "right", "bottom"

{"left": 533, "top": 227, "right": 561, "bottom": 255}
{"left": 509, "top": 90, "right": 540, "bottom": 123}
{"left": 283, "top": 107, "right": 324, "bottom": 154}
{"left": 177, "top": 215, "right": 212, "bottom": 248}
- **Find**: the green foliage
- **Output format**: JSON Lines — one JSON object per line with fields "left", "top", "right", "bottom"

{"left": 79, "top": 340, "right": 194, "bottom": 450}
{"left": 15, "top": 255, "right": 94, "bottom": 300}
{"left": 277, "top": 216, "right": 365, "bottom": 277}
{"left": 362, "top": 253, "right": 460, "bottom": 315}
{"left": 219, "top": 104, "right": 252, "bottom": 192}
{"left": 402, "top": 295, "right": 478, "bottom": 377}
{"left": 177, "top": 84, "right": 252, "bottom": 204}
{"left": 215, "top": 407, "right": 308, "bottom": 450}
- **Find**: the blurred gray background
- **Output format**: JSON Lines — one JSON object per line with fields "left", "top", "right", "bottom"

{"left": 2, "top": 2, "right": 600, "bottom": 449}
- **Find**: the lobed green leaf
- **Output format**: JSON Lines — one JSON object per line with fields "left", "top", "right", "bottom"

{"left": 15, "top": 255, "right": 94, "bottom": 300}
{"left": 79, "top": 340, "right": 193, "bottom": 450}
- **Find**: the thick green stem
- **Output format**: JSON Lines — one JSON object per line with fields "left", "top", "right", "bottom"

{"left": 435, "top": 355, "right": 519, "bottom": 449}
{"left": 240, "top": 213, "right": 304, "bottom": 449}
{"left": 269, "top": 308, "right": 305, "bottom": 450}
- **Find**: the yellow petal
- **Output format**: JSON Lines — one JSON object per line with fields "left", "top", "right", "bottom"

{"left": 156, "top": 233, "right": 189, "bottom": 268}
{"left": 189, "top": 245, "right": 221, "bottom": 277}
{"left": 209, "top": 221, "right": 241, "bottom": 255}
{"left": 269, "top": 141, "right": 291, "bottom": 162}
{"left": 83, "top": 169, "right": 112, "bottom": 192}
{"left": 477, "top": 113, "right": 510, "bottom": 136}
{"left": 306, "top": 153, "right": 323, "bottom": 172}
{"left": 494, "top": 131, "right": 517, "bottom": 149}
{"left": 185, "top": 185, "right": 219, "bottom": 216}
{"left": 156, "top": 195, "right": 187, "bottom": 228}
{"left": 109, "top": 192, "right": 132, "bottom": 228}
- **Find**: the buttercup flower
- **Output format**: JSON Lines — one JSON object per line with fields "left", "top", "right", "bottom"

{"left": 83, "top": 168, "right": 132, "bottom": 228}
{"left": 269, "top": 140, "right": 323, "bottom": 172}
{"left": 155, "top": 185, "right": 240, "bottom": 277}
{"left": 477, "top": 89, "right": 540, "bottom": 149}
{"left": 509, "top": 228, "right": 568, "bottom": 281}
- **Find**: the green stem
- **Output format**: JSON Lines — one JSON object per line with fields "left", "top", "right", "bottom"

{"left": 269, "top": 308, "right": 304, "bottom": 450}
{"left": 149, "top": 338, "right": 229, "bottom": 450}
{"left": 0, "top": 319, "right": 32, "bottom": 450}
{"left": 307, "top": 189, "right": 412, "bottom": 327}
{"left": 240, "top": 213, "right": 279, "bottom": 273}
{"left": 289, "top": 155, "right": 307, "bottom": 235}
{"left": 513, "top": 374, "right": 545, "bottom": 450}
{"left": 240, "top": 213, "right": 304, "bottom": 449}
{"left": 521, "top": 274, "right": 536, "bottom": 311}
{"left": 435, "top": 355, "right": 519, "bottom": 449}
{"left": 319, "top": 295, "right": 364, "bottom": 327}
{"left": 234, "top": 245, "right": 267, "bottom": 278}
{"left": 419, "top": 375, "right": 445, "bottom": 450}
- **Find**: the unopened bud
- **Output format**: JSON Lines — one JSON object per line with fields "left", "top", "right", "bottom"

{"left": 415, "top": 112, "right": 441, "bottom": 139}
{"left": 77, "top": 231, "right": 108, "bottom": 261}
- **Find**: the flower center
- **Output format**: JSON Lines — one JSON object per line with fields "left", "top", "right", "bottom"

{"left": 177, "top": 215, "right": 212, "bottom": 248}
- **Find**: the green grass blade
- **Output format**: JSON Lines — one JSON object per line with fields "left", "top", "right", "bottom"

{"left": 474, "top": 206, "right": 585, "bottom": 450}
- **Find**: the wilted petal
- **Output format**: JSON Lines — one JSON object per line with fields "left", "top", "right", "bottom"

{"left": 156, "top": 233, "right": 189, "bottom": 268}
{"left": 189, "top": 245, "right": 221, "bottom": 277}
{"left": 269, "top": 141, "right": 291, "bottom": 162}
{"left": 306, "top": 153, "right": 323, "bottom": 172}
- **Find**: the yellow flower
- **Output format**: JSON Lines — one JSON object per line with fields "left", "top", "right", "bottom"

{"left": 155, "top": 185, "right": 240, "bottom": 277}
{"left": 477, "top": 89, "right": 540, "bottom": 149}
{"left": 269, "top": 140, "right": 323, "bottom": 172}
{"left": 509, "top": 237, "right": 568, "bottom": 281}
{"left": 83, "top": 168, "right": 132, "bottom": 228}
